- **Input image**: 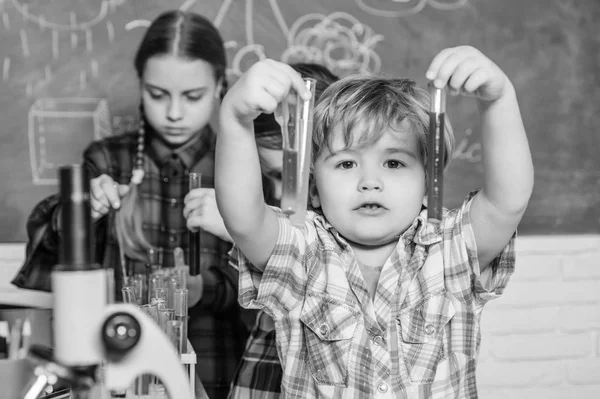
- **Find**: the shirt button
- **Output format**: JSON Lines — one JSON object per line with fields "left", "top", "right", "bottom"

{"left": 169, "top": 198, "right": 177, "bottom": 207}
{"left": 318, "top": 324, "right": 329, "bottom": 337}
{"left": 163, "top": 176, "right": 169, "bottom": 183}
{"left": 373, "top": 335, "right": 384, "bottom": 346}
{"left": 377, "top": 382, "right": 388, "bottom": 393}
{"left": 169, "top": 235, "right": 176, "bottom": 243}
{"left": 425, "top": 324, "right": 436, "bottom": 335}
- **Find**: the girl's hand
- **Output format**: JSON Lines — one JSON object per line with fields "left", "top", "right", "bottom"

{"left": 187, "top": 274, "right": 204, "bottom": 308}
{"left": 426, "top": 45, "right": 509, "bottom": 103}
{"left": 183, "top": 188, "right": 232, "bottom": 243}
{"left": 221, "top": 59, "right": 311, "bottom": 124}
{"left": 90, "top": 174, "right": 130, "bottom": 220}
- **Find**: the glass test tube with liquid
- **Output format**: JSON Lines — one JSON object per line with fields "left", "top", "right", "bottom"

{"left": 280, "top": 78, "right": 317, "bottom": 227}
{"left": 188, "top": 173, "right": 202, "bottom": 275}
{"left": 173, "top": 288, "right": 188, "bottom": 353}
{"left": 427, "top": 84, "right": 447, "bottom": 225}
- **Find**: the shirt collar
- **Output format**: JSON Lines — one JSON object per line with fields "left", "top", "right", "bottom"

{"left": 406, "top": 208, "right": 443, "bottom": 246}
{"left": 146, "top": 124, "right": 215, "bottom": 169}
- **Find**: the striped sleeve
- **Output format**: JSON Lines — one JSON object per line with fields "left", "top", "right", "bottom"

{"left": 444, "top": 191, "right": 516, "bottom": 305}
{"left": 236, "top": 208, "right": 313, "bottom": 320}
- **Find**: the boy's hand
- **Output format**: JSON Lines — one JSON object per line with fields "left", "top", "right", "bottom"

{"left": 183, "top": 188, "right": 232, "bottom": 243}
{"left": 90, "top": 174, "right": 130, "bottom": 220}
{"left": 221, "top": 59, "right": 311, "bottom": 124}
{"left": 426, "top": 45, "right": 509, "bottom": 102}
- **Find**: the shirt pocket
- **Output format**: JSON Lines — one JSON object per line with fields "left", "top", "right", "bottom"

{"left": 300, "top": 293, "right": 360, "bottom": 386}
{"left": 396, "top": 290, "right": 456, "bottom": 384}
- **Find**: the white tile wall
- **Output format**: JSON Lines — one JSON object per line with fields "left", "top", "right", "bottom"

{"left": 479, "top": 235, "right": 600, "bottom": 399}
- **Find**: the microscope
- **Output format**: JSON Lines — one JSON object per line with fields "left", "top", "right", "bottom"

{"left": 22, "top": 165, "right": 196, "bottom": 399}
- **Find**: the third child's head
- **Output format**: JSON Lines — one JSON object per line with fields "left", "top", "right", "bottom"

{"left": 310, "top": 77, "right": 454, "bottom": 246}
{"left": 134, "top": 11, "right": 226, "bottom": 147}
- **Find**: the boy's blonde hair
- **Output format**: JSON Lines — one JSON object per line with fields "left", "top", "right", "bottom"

{"left": 312, "top": 76, "right": 455, "bottom": 180}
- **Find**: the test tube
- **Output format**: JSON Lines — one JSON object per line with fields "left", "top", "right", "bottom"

{"left": 167, "top": 276, "right": 182, "bottom": 310}
{"left": 280, "top": 78, "right": 316, "bottom": 227}
{"left": 150, "top": 297, "right": 166, "bottom": 311}
{"left": 173, "top": 247, "right": 188, "bottom": 287}
{"left": 153, "top": 287, "right": 168, "bottom": 303}
{"left": 173, "top": 288, "right": 188, "bottom": 353}
{"left": 427, "top": 83, "right": 446, "bottom": 225}
{"left": 188, "top": 173, "right": 202, "bottom": 275}
{"left": 145, "top": 249, "right": 160, "bottom": 304}
{"left": 141, "top": 303, "right": 159, "bottom": 324}
{"left": 166, "top": 320, "right": 185, "bottom": 355}
{"left": 121, "top": 286, "right": 137, "bottom": 304}
{"left": 149, "top": 274, "right": 166, "bottom": 305}
{"left": 131, "top": 273, "right": 145, "bottom": 305}
{"left": 157, "top": 308, "right": 175, "bottom": 333}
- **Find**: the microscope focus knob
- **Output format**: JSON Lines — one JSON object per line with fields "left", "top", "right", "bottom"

{"left": 102, "top": 312, "right": 142, "bottom": 355}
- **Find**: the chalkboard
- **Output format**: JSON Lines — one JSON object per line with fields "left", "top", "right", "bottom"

{"left": 0, "top": 0, "right": 599, "bottom": 242}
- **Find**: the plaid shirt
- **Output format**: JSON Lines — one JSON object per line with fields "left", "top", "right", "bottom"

{"left": 229, "top": 310, "right": 283, "bottom": 399}
{"left": 233, "top": 193, "right": 515, "bottom": 399}
{"left": 22, "top": 127, "right": 249, "bottom": 399}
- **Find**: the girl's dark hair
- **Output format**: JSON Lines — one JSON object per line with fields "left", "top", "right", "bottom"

{"left": 117, "top": 11, "right": 227, "bottom": 264}
{"left": 134, "top": 10, "right": 227, "bottom": 95}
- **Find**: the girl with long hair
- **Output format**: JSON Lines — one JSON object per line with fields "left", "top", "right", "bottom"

{"left": 19, "top": 10, "right": 248, "bottom": 399}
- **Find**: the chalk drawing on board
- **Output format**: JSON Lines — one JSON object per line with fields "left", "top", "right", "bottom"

{"left": 452, "top": 128, "right": 481, "bottom": 163}
{"left": 125, "top": 19, "right": 150, "bottom": 30}
{"left": 124, "top": 0, "right": 382, "bottom": 77}
{"left": 428, "top": 0, "right": 469, "bottom": 11}
{"left": 19, "top": 29, "right": 30, "bottom": 57}
{"left": 212, "top": 0, "right": 272, "bottom": 76}
{"left": 107, "top": 20, "right": 115, "bottom": 42}
{"left": 124, "top": 0, "right": 283, "bottom": 76}
{"left": 126, "top": 0, "right": 200, "bottom": 31}
{"left": 28, "top": 98, "right": 112, "bottom": 185}
{"left": 211, "top": 1, "right": 383, "bottom": 76}
{"left": 230, "top": 44, "right": 267, "bottom": 77}
{"left": 213, "top": 0, "right": 289, "bottom": 43}
{"left": 2, "top": 11, "right": 10, "bottom": 30}
{"left": 206, "top": 0, "right": 275, "bottom": 75}
{"left": 2, "top": 57, "right": 10, "bottom": 82}
{"left": 111, "top": 114, "right": 138, "bottom": 136}
{"left": 85, "top": 28, "right": 92, "bottom": 52}
{"left": 356, "top": 0, "right": 467, "bottom": 18}
{"left": 179, "top": 0, "right": 198, "bottom": 12}
{"left": 281, "top": 12, "right": 383, "bottom": 76}
{"left": 9, "top": 0, "right": 111, "bottom": 31}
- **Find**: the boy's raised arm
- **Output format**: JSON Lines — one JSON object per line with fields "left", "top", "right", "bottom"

{"left": 427, "top": 46, "right": 534, "bottom": 270}
{"left": 215, "top": 60, "right": 311, "bottom": 269}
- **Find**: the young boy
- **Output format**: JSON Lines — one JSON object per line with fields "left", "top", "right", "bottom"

{"left": 216, "top": 47, "right": 533, "bottom": 398}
